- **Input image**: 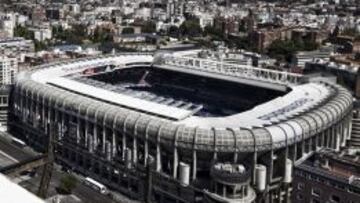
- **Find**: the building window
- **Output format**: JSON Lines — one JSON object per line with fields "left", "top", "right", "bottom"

{"left": 297, "top": 182, "right": 304, "bottom": 190}
{"left": 330, "top": 195, "right": 340, "bottom": 203}
{"left": 311, "top": 188, "right": 321, "bottom": 197}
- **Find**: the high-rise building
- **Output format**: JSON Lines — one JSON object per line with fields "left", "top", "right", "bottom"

{"left": 0, "top": 55, "right": 17, "bottom": 130}
{"left": 0, "top": 55, "right": 17, "bottom": 86}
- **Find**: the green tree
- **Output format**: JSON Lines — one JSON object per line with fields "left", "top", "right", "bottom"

{"left": 168, "top": 26, "right": 180, "bottom": 37}
{"left": 179, "top": 20, "right": 202, "bottom": 37}
{"left": 204, "top": 25, "right": 223, "bottom": 38}
{"left": 141, "top": 21, "right": 156, "bottom": 33}
{"left": 14, "top": 25, "right": 34, "bottom": 40}
{"left": 267, "top": 39, "right": 319, "bottom": 62}
{"left": 34, "top": 40, "right": 48, "bottom": 51}
{"left": 58, "top": 174, "right": 78, "bottom": 194}
{"left": 92, "top": 27, "right": 113, "bottom": 43}
{"left": 52, "top": 24, "right": 88, "bottom": 45}
{"left": 122, "top": 27, "right": 135, "bottom": 34}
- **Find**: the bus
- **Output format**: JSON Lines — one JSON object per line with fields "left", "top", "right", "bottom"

{"left": 11, "top": 137, "right": 26, "bottom": 148}
{"left": 83, "top": 177, "right": 109, "bottom": 195}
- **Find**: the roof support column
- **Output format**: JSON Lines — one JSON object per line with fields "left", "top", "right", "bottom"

{"left": 156, "top": 143, "right": 161, "bottom": 172}
{"left": 122, "top": 115, "right": 131, "bottom": 161}
{"left": 143, "top": 120, "right": 153, "bottom": 167}
{"left": 93, "top": 124, "right": 98, "bottom": 152}
{"left": 144, "top": 137, "right": 148, "bottom": 166}
{"left": 213, "top": 128, "right": 218, "bottom": 162}
{"left": 314, "top": 133, "right": 319, "bottom": 151}
{"left": 102, "top": 128, "right": 106, "bottom": 155}
{"left": 122, "top": 132, "right": 127, "bottom": 161}
{"left": 156, "top": 125, "right": 163, "bottom": 172}
{"left": 267, "top": 150, "right": 274, "bottom": 193}
{"left": 192, "top": 150, "right": 197, "bottom": 181}
{"left": 331, "top": 125, "right": 336, "bottom": 150}
{"left": 112, "top": 130, "right": 117, "bottom": 158}
{"left": 173, "top": 126, "right": 181, "bottom": 179}
{"left": 84, "top": 121, "right": 89, "bottom": 148}
{"left": 34, "top": 102, "right": 39, "bottom": 128}
{"left": 173, "top": 147, "right": 178, "bottom": 179}
{"left": 340, "top": 121, "right": 346, "bottom": 147}
{"left": 247, "top": 128, "right": 257, "bottom": 184}
{"left": 335, "top": 124, "right": 341, "bottom": 151}
{"left": 133, "top": 116, "right": 142, "bottom": 165}
{"left": 133, "top": 137, "right": 138, "bottom": 164}
{"left": 192, "top": 128, "right": 198, "bottom": 181}
{"left": 76, "top": 118, "right": 81, "bottom": 144}
{"left": 347, "top": 114, "right": 353, "bottom": 140}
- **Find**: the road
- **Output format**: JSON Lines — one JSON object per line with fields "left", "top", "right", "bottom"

{"left": 20, "top": 169, "right": 119, "bottom": 203}
{"left": 0, "top": 135, "right": 34, "bottom": 161}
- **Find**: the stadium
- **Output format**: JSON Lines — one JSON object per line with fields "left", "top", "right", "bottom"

{"left": 9, "top": 51, "right": 353, "bottom": 203}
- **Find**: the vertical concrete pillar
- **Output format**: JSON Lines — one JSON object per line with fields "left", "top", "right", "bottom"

{"left": 76, "top": 118, "right": 80, "bottom": 144}
{"left": 88, "top": 134, "right": 93, "bottom": 153}
{"left": 133, "top": 137, "right": 138, "bottom": 164}
{"left": 335, "top": 125, "right": 341, "bottom": 151}
{"left": 267, "top": 150, "right": 274, "bottom": 192}
{"left": 340, "top": 122, "right": 346, "bottom": 147}
{"left": 156, "top": 143, "right": 161, "bottom": 172}
{"left": 347, "top": 116, "right": 353, "bottom": 140}
{"left": 144, "top": 139, "right": 148, "bottom": 166}
{"left": 332, "top": 125, "right": 337, "bottom": 150}
{"left": 85, "top": 121, "right": 89, "bottom": 147}
{"left": 60, "top": 112, "right": 64, "bottom": 138}
{"left": 192, "top": 150, "right": 197, "bottom": 181}
{"left": 112, "top": 131, "right": 117, "bottom": 157}
{"left": 93, "top": 125, "right": 98, "bottom": 151}
{"left": 173, "top": 147, "right": 178, "bottom": 178}
{"left": 102, "top": 128, "right": 106, "bottom": 154}
{"left": 34, "top": 103, "right": 39, "bottom": 127}
{"left": 253, "top": 151, "right": 258, "bottom": 184}
{"left": 122, "top": 133, "right": 126, "bottom": 161}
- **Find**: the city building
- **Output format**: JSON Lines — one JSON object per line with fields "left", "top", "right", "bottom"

{"left": 0, "top": 55, "right": 17, "bottom": 86}
{"left": 0, "top": 37, "right": 35, "bottom": 62}
{"left": 0, "top": 55, "right": 17, "bottom": 130}
{"left": 292, "top": 149, "right": 360, "bottom": 203}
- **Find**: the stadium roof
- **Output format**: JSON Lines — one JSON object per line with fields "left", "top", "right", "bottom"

{"left": 48, "top": 77, "right": 195, "bottom": 120}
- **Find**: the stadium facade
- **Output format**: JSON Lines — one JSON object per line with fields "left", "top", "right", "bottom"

{"left": 9, "top": 52, "right": 353, "bottom": 203}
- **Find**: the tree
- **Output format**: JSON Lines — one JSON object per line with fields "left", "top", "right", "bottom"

{"left": 267, "top": 39, "right": 319, "bottom": 62}
{"left": 14, "top": 25, "right": 34, "bottom": 40}
{"left": 141, "top": 21, "right": 156, "bottom": 33}
{"left": 204, "top": 25, "right": 223, "bottom": 38}
{"left": 168, "top": 26, "right": 180, "bottom": 37}
{"left": 58, "top": 174, "right": 78, "bottom": 194}
{"left": 92, "top": 27, "right": 113, "bottom": 43}
{"left": 179, "top": 20, "right": 202, "bottom": 38}
{"left": 34, "top": 40, "right": 48, "bottom": 52}
{"left": 122, "top": 27, "right": 135, "bottom": 34}
{"left": 52, "top": 24, "right": 88, "bottom": 45}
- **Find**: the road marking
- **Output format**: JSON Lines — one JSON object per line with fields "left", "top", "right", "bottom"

{"left": 0, "top": 150, "right": 19, "bottom": 163}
